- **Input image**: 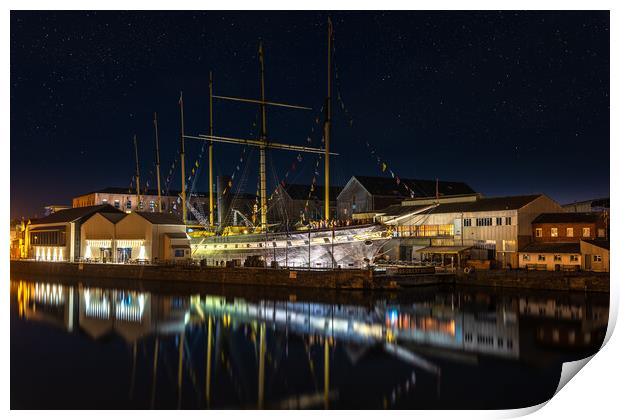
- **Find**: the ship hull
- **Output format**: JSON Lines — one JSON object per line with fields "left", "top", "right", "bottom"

{"left": 190, "top": 224, "right": 390, "bottom": 269}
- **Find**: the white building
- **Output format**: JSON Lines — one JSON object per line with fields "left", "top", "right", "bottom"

{"left": 374, "top": 194, "right": 564, "bottom": 268}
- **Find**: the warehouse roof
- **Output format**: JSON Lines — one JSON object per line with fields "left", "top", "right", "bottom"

{"left": 348, "top": 175, "right": 476, "bottom": 198}
{"left": 520, "top": 242, "right": 581, "bottom": 254}
{"left": 31, "top": 204, "right": 121, "bottom": 225}
{"left": 532, "top": 212, "right": 602, "bottom": 224}
{"left": 281, "top": 183, "right": 343, "bottom": 201}
{"left": 135, "top": 212, "right": 185, "bottom": 225}
{"left": 378, "top": 194, "right": 545, "bottom": 217}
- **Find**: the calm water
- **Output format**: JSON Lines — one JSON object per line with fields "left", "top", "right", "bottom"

{"left": 10, "top": 274, "right": 609, "bottom": 409}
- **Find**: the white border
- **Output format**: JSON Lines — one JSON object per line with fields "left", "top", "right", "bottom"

{"left": 4, "top": 2, "right": 616, "bottom": 419}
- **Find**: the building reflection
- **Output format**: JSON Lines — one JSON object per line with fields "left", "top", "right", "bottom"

{"left": 12, "top": 279, "right": 608, "bottom": 409}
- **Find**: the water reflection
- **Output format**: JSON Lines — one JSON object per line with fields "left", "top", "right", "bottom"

{"left": 11, "top": 278, "right": 608, "bottom": 409}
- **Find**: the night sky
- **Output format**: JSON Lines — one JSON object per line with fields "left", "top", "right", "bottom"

{"left": 10, "top": 11, "right": 609, "bottom": 218}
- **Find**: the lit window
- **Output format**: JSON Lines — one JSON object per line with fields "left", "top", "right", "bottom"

{"left": 570, "top": 255, "right": 579, "bottom": 262}
{"left": 597, "top": 228, "right": 605, "bottom": 237}
{"left": 102, "top": 198, "right": 108, "bottom": 203}
{"left": 566, "top": 227, "right": 573, "bottom": 237}
{"left": 550, "top": 227, "right": 558, "bottom": 237}
{"left": 582, "top": 227, "right": 591, "bottom": 237}
{"left": 554, "top": 255, "right": 562, "bottom": 262}
{"left": 538, "top": 255, "right": 546, "bottom": 262}
{"left": 149, "top": 201, "right": 155, "bottom": 211}
{"left": 126, "top": 200, "right": 132, "bottom": 209}
{"left": 594, "top": 255, "right": 602, "bottom": 262}
{"left": 523, "top": 254, "right": 530, "bottom": 261}
{"left": 535, "top": 228, "right": 542, "bottom": 237}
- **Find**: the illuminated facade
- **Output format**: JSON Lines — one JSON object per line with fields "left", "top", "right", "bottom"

{"left": 81, "top": 211, "right": 190, "bottom": 263}
{"left": 72, "top": 187, "right": 211, "bottom": 221}
{"left": 25, "top": 204, "right": 123, "bottom": 262}
{"left": 374, "top": 194, "right": 564, "bottom": 268}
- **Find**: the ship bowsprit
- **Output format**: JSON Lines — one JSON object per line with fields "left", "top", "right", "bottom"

{"left": 190, "top": 224, "right": 391, "bottom": 269}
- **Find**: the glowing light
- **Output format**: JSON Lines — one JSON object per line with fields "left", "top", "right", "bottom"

{"left": 53, "top": 248, "right": 58, "bottom": 261}
{"left": 138, "top": 245, "right": 146, "bottom": 260}
{"left": 35, "top": 247, "right": 40, "bottom": 260}
{"left": 58, "top": 248, "right": 63, "bottom": 261}
{"left": 46, "top": 248, "right": 51, "bottom": 261}
{"left": 84, "top": 245, "right": 92, "bottom": 259}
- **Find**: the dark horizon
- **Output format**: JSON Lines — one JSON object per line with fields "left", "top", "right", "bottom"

{"left": 10, "top": 11, "right": 610, "bottom": 219}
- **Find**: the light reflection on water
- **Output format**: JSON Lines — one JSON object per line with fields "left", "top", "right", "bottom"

{"left": 10, "top": 277, "right": 608, "bottom": 409}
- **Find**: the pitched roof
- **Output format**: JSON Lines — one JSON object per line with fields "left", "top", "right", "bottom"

{"left": 533, "top": 212, "right": 602, "bottom": 224}
{"left": 521, "top": 242, "right": 581, "bottom": 254}
{"left": 135, "top": 211, "right": 185, "bottom": 225}
{"left": 351, "top": 175, "right": 476, "bottom": 198}
{"left": 581, "top": 238, "right": 610, "bottom": 250}
{"left": 562, "top": 197, "right": 610, "bottom": 208}
{"left": 282, "top": 183, "right": 343, "bottom": 201}
{"left": 99, "top": 212, "right": 127, "bottom": 223}
{"left": 30, "top": 205, "right": 121, "bottom": 225}
{"left": 377, "top": 194, "right": 544, "bottom": 216}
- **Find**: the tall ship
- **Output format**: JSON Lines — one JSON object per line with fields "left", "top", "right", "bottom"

{"left": 152, "top": 19, "right": 429, "bottom": 269}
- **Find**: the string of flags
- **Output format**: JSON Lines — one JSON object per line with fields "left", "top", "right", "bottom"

{"left": 333, "top": 52, "right": 416, "bottom": 199}
{"left": 268, "top": 106, "right": 324, "bottom": 205}
{"left": 221, "top": 147, "right": 248, "bottom": 197}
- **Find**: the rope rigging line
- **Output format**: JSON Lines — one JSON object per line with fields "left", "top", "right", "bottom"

{"left": 332, "top": 39, "right": 429, "bottom": 199}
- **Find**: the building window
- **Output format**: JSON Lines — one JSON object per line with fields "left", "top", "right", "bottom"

{"left": 566, "top": 227, "right": 573, "bottom": 237}
{"left": 535, "top": 228, "right": 542, "bottom": 237}
{"left": 162, "top": 202, "right": 166, "bottom": 210}
{"left": 594, "top": 255, "right": 602, "bottom": 262}
{"left": 550, "top": 227, "right": 558, "bottom": 237}
{"left": 523, "top": 254, "right": 530, "bottom": 261}
{"left": 570, "top": 255, "right": 579, "bottom": 262}
{"left": 538, "top": 255, "right": 546, "bottom": 262}
{"left": 505, "top": 217, "right": 512, "bottom": 225}
{"left": 149, "top": 201, "right": 155, "bottom": 211}
{"left": 138, "top": 201, "right": 144, "bottom": 210}
{"left": 102, "top": 198, "right": 108, "bottom": 204}
{"left": 554, "top": 255, "right": 562, "bottom": 262}
{"left": 464, "top": 218, "right": 472, "bottom": 227}
{"left": 496, "top": 217, "right": 502, "bottom": 226}
{"left": 597, "top": 228, "right": 605, "bottom": 237}
{"left": 582, "top": 227, "right": 591, "bottom": 237}
{"left": 126, "top": 200, "right": 132, "bottom": 209}
{"left": 476, "top": 217, "right": 492, "bottom": 226}
{"left": 114, "top": 200, "right": 120, "bottom": 208}
{"left": 174, "top": 249, "right": 185, "bottom": 257}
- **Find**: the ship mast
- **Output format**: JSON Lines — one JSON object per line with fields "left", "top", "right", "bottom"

{"left": 154, "top": 112, "right": 162, "bottom": 212}
{"left": 133, "top": 134, "right": 141, "bottom": 208}
{"left": 324, "top": 17, "right": 333, "bottom": 221}
{"left": 258, "top": 42, "right": 268, "bottom": 231}
{"left": 208, "top": 72, "right": 215, "bottom": 228}
{"left": 179, "top": 91, "right": 187, "bottom": 224}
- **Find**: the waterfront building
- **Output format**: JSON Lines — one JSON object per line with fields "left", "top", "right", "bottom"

{"left": 270, "top": 183, "right": 342, "bottom": 224}
{"left": 374, "top": 194, "right": 563, "bottom": 268}
{"left": 72, "top": 187, "right": 212, "bottom": 222}
{"left": 81, "top": 211, "right": 190, "bottom": 263}
{"left": 25, "top": 204, "right": 122, "bottom": 262}
{"left": 531, "top": 212, "right": 607, "bottom": 242}
{"left": 336, "top": 175, "right": 476, "bottom": 220}
{"left": 517, "top": 242, "right": 582, "bottom": 271}
{"left": 580, "top": 239, "right": 609, "bottom": 272}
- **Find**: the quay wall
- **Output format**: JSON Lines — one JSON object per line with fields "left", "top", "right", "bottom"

{"left": 454, "top": 269, "right": 609, "bottom": 293}
{"left": 10, "top": 260, "right": 381, "bottom": 290}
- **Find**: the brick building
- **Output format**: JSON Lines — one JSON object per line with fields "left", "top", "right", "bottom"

{"left": 531, "top": 213, "right": 606, "bottom": 242}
